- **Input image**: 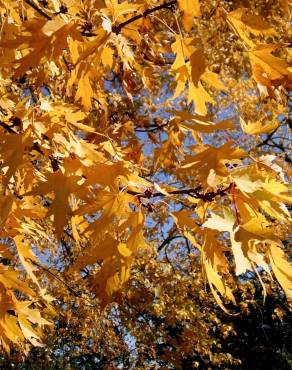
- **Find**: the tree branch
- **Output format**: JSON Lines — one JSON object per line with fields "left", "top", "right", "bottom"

{"left": 25, "top": 0, "right": 177, "bottom": 39}
{"left": 0, "top": 121, "right": 17, "bottom": 134}
{"left": 126, "top": 183, "right": 233, "bottom": 202}
{"left": 135, "top": 121, "right": 169, "bottom": 133}
{"left": 256, "top": 126, "right": 280, "bottom": 148}
{"left": 24, "top": 0, "right": 52, "bottom": 20}
{"left": 158, "top": 234, "right": 181, "bottom": 251}
{"left": 165, "top": 244, "right": 176, "bottom": 273}
{"left": 112, "top": 0, "right": 177, "bottom": 34}
{"left": 29, "top": 258, "right": 81, "bottom": 297}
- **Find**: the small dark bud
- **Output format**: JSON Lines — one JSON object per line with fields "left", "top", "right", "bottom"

{"left": 59, "top": 5, "right": 68, "bottom": 13}
{"left": 147, "top": 203, "right": 154, "bottom": 213}
{"left": 144, "top": 188, "right": 153, "bottom": 198}
{"left": 49, "top": 155, "right": 60, "bottom": 172}
{"left": 9, "top": 116, "right": 22, "bottom": 127}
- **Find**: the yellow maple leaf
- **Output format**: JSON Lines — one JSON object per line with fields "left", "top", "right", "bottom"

{"left": 0, "top": 130, "right": 33, "bottom": 186}
{"left": 25, "top": 172, "right": 82, "bottom": 238}
{"left": 13, "top": 236, "right": 46, "bottom": 298}
{"left": 249, "top": 44, "right": 292, "bottom": 89}
{"left": 227, "top": 8, "right": 276, "bottom": 47}
{"left": 173, "top": 110, "right": 235, "bottom": 135}
{"left": 177, "top": 0, "right": 200, "bottom": 31}
{"left": 203, "top": 210, "right": 253, "bottom": 276}
{"left": 202, "top": 231, "right": 236, "bottom": 313}
{"left": 103, "top": 0, "right": 142, "bottom": 23}
{"left": 1, "top": 18, "right": 80, "bottom": 78}
{"left": 268, "top": 244, "right": 292, "bottom": 299}
{"left": 180, "top": 142, "right": 247, "bottom": 186}
{"left": 240, "top": 116, "right": 280, "bottom": 135}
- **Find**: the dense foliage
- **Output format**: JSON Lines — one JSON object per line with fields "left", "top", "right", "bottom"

{"left": 0, "top": 254, "right": 291, "bottom": 368}
{"left": 0, "top": 0, "right": 291, "bottom": 367}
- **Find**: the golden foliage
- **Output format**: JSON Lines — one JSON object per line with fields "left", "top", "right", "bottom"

{"left": 0, "top": 0, "right": 290, "bottom": 354}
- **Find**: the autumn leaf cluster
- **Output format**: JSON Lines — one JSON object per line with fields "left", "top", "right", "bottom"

{"left": 0, "top": 0, "right": 291, "bottom": 354}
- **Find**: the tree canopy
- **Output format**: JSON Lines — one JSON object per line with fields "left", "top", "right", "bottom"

{"left": 0, "top": 0, "right": 291, "bottom": 363}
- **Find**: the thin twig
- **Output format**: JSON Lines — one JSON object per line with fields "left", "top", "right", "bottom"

{"left": 158, "top": 234, "right": 181, "bottom": 251}
{"left": 29, "top": 258, "right": 81, "bottom": 297}
{"left": 24, "top": 0, "right": 52, "bottom": 20}
{"left": 126, "top": 183, "right": 233, "bottom": 202}
{"left": 256, "top": 126, "right": 280, "bottom": 148}
{"left": 112, "top": 0, "right": 177, "bottom": 34}
{"left": 150, "top": 14, "right": 176, "bottom": 35}
{"left": 165, "top": 244, "right": 176, "bottom": 272}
